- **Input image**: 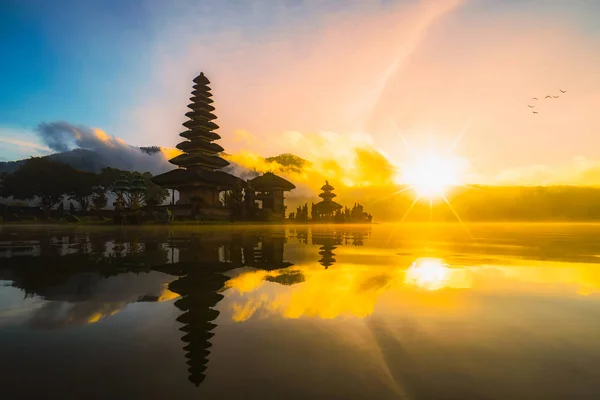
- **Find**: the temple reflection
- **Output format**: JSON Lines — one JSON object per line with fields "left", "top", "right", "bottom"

{"left": 0, "top": 226, "right": 486, "bottom": 389}
{"left": 0, "top": 228, "right": 303, "bottom": 387}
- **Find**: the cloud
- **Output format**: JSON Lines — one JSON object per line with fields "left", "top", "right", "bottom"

{"left": 223, "top": 130, "right": 402, "bottom": 210}
{"left": 34, "top": 121, "right": 178, "bottom": 174}
{"left": 0, "top": 128, "right": 53, "bottom": 159}
{"left": 28, "top": 272, "right": 177, "bottom": 330}
{"left": 0, "top": 137, "right": 51, "bottom": 153}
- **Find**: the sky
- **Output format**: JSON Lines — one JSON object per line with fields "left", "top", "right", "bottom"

{"left": 2, "top": 0, "right": 600, "bottom": 185}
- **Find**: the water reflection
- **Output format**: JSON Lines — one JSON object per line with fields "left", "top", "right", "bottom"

{"left": 0, "top": 226, "right": 373, "bottom": 389}
{"left": 5, "top": 225, "right": 600, "bottom": 398}
{"left": 404, "top": 258, "right": 471, "bottom": 291}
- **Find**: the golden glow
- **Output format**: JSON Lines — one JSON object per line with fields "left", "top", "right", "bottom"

{"left": 85, "top": 308, "right": 121, "bottom": 324}
{"left": 160, "top": 147, "right": 183, "bottom": 160}
{"left": 87, "top": 312, "right": 103, "bottom": 324}
{"left": 157, "top": 287, "right": 181, "bottom": 302}
{"left": 403, "top": 258, "right": 471, "bottom": 291}
{"left": 93, "top": 128, "right": 111, "bottom": 143}
{"left": 224, "top": 255, "right": 600, "bottom": 322}
{"left": 399, "top": 153, "right": 462, "bottom": 198}
{"left": 220, "top": 243, "right": 600, "bottom": 322}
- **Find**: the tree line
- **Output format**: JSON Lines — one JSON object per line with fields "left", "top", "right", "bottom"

{"left": 0, "top": 157, "right": 168, "bottom": 212}
{"left": 289, "top": 202, "right": 373, "bottom": 223}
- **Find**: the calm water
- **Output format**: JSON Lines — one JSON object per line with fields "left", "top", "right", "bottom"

{"left": 2, "top": 224, "right": 600, "bottom": 399}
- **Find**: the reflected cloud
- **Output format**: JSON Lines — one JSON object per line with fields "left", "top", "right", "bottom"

{"left": 27, "top": 274, "right": 178, "bottom": 330}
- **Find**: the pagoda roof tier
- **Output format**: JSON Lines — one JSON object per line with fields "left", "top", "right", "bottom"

{"left": 191, "top": 88, "right": 212, "bottom": 97}
{"left": 176, "top": 140, "right": 224, "bottom": 154}
{"left": 319, "top": 192, "right": 337, "bottom": 199}
{"left": 189, "top": 95, "right": 214, "bottom": 104}
{"left": 169, "top": 153, "right": 229, "bottom": 169}
{"left": 187, "top": 102, "right": 215, "bottom": 112}
{"left": 152, "top": 169, "right": 243, "bottom": 190}
{"left": 185, "top": 110, "right": 217, "bottom": 121}
{"left": 313, "top": 200, "right": 343, "bottom": 213}
{"left": 192, "top": 84, "right": 212, "bottom": 92}
{"left": 180, "top": 130, "right": 221, "bottom": 141}
{"left": 182, "top": 120, "right": 219, "bottom": 130}
{"left": 193, "top": 72, "right": 211, "bottom": 85}
{"left": 249, "top": 172, "right": 296, "bottom": 191}
{"left": 191, "top": 91, "right": 213, "bottom": 100}
{"left": 321, "top": 182, "right": 335, "bottom": 191}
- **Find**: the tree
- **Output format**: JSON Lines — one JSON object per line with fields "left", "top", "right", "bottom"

{"left": 0, "top": 157, "right": 76, "bottom": 212}
{"left": 98, "top": 168, "right": 168, "bottom": 208}
{"left": 141, "top": 172, "right": 168, "bottom": 206}
{"left": 311, "top": 202, "right": 318, "bottom": 221}
{"left": 68, "top": 170, "right": 98, "bottom": 211}
{"left": 91, "top": 187, "right": 108, "bottom": 210}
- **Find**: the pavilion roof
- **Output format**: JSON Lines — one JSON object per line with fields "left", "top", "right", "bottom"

{"left": 152, "top": 169, "right": 243, "bottom": 189}
{"left": 249, "top": 172, "right": 296, "bottom": 191}
{"left": 313, "top": 200, "right": 343, "bottom": 213}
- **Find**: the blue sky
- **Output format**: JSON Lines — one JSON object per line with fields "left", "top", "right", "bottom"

{"left": 0, "top": 0, "right": 353, "bottom": 159}
{"left": 2, "top": 0, "right": 600, "bottom": 186}
{"left": 0, "top": 0, "right": 156, "bottom": 156}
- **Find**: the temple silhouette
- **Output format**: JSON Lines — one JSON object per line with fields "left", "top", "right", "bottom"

{"left": 152, "top": 72, "right": 296, "bottom": 221}
{"left": 148, "top": 71, "right": 374, "bottom": 223}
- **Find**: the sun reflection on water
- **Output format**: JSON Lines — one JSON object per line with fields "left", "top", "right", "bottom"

{"left": 404, "top": 258, "right": 452, "bottom": 291}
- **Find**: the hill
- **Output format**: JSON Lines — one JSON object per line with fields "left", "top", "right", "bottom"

{"left": 0, "top": 147, "right": 163, "bottom": 174}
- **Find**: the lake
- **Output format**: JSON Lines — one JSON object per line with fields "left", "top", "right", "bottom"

{"left": 2, "top": 223, "right": 600, "bottom": 399}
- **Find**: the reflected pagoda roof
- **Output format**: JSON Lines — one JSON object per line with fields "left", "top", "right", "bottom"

{"left": 249, "top": 172, "right": 296, "bottom": 191}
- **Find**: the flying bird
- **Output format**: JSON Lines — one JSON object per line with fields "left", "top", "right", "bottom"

{"left": 528, "top": 105, "right": 535, "bottom": 108}
{"left": 533, "top": 111, "right": 538, "bottom": 114}
{"left": 553, "top": 95, "right": 559, "bottom": 98}
{"left": 532, "top": 97, "right": 538, "bottom": 100}
{"left": 545, "top": 95, "right": 552, "bottom": 99}
{"left": 560, "top": 90, "right": 566, "bottom": 93}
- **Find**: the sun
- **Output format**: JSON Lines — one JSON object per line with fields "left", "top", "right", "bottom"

{"left": 397, "top": 152, "right": 462, "bottom": 198}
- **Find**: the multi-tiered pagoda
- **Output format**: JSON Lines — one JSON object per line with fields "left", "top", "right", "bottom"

{"left": 312, "top": 181, "right": 343, "bottom": 220}
{"left": 153, "top": 72, "right": 242, "bottom": 215}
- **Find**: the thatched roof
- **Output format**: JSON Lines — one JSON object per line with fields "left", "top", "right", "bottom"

{"left": 313, "top": 200, "right": 343, "bottom": 213}
{"left": 192, "top": 72, "right": 211, "bottom": 85}
{"left": 321, "top": 181, "right": 334, "bottom": 191}
{"left": 249, "top": 172, "right": 296, "bottom": 191}
{"left": 152, "top": 169, "right": 243, "bottom": 189}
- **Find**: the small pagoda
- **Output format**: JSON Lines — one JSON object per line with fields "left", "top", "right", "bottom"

{"left": 312, "top": 181, "right": 343, "bottom": 221}
{"left": 152, "top": 72, "right": 242, "bottom": 216}
{"left": 248, "top": 172, "right": 295, "bottom": 220}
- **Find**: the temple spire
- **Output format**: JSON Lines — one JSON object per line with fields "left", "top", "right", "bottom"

{"left": 169, "top": 72, "right": 229, "bottom": 171}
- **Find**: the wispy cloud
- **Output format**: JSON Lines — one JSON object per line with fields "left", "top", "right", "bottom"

{"left": 0, "top": 133, "right": 51, "bottom": 154}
